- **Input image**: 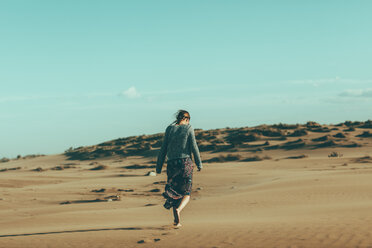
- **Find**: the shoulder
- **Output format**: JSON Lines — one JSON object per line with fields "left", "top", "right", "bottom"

{"left": 186, "top": 124, "right": 194, "bottom": 133}
{"left": 166, "top": 125, "right": 174, "bottom": 132}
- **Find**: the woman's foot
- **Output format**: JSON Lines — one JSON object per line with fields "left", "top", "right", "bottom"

{"left": 173, "top": 207, "right": 180, "bottom": 225}
{"left": 173, "top": 222, "right": 182, "bottom": 228}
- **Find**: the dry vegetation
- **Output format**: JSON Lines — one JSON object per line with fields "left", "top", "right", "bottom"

{"left": 3, "top": 120, "right": 372, "bottom": 248}
{"left": 61, "top": 120, "right": 372, "bottom": 164}
{"left": 0, "top": 154, "right": 45, "bottom": 164}
{"left": 0, "top": 166, "right": 21, "bottom": 172}
{"left": 90, "top": 165, "right": 108, "bottom": 171}
{"left": 352, "top": 156, "right": 372, "bottom": 163}
{"left": 285, "top": 154, "right": 308, "bottom": 159}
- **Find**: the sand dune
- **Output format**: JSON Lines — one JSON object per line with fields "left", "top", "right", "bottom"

{"left": 1, "top": 121, "right": 372, "bottom": 247}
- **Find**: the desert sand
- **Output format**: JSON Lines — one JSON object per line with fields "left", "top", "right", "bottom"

{"left": 1, "top": 121, "right": 372, "bottom": 248}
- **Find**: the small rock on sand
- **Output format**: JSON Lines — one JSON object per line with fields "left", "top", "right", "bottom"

{"left": 137, "top": 238, "right": 159, "bottom": 244}
{"left": 147, "top": 171, "right": 156, "bottom": 176}
{"left": 91, "top": 188, "right": 106, "bottom": 193}
{"left": 118, "top": 189, "right": 134, "bottom": 192}
{"left": 137, "top": 239, "right": 152, "bottom": 244}
{"left": 150, "top": 188, "right": 160, "bottom": 192}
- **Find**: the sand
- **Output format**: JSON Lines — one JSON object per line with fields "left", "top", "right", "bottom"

{"left": 1, "top": 124, "right": 372, "bottom": 248}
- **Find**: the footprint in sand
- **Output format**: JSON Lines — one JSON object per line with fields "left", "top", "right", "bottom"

{"left": 160, "top": 224, "right": 181, "bottom": 231}
{"left": 144, "top": 203, "right": 157, "bottom": 207}
{"left": 149, "top": 188, "right": 161, "bottom": 192}
{"left": 153, "top": 181, "right": 166, "bottom": 185}
{"left": 137, "top": 238, "right": 161, "bottom": 244}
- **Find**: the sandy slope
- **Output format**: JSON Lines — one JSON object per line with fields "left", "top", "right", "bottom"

{"left": 1, "top": 127, "right": 372, "bottom": 248}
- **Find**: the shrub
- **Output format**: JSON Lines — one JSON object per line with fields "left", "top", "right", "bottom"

{"left": 224, "top": 154, "right": 242, "bottom": 161}
{"left": 282, "top": 141, "right": 306, "bottom": 150}
{"left": 352, "top": 156, "right": 372, "bottom": 163}
{"left": 242, "top": 155, "right": 271, "bottom": 162}
{"left": 90, "top": 165, "right": 108, "bottom": 170}
{"left": 308, "top": 127, "right": 331, "bottom": 133}
{"left": 312, "top": 135, "right": 332, "bottom": 142}
{"left": 343, "top": 142, "right": 361, "bottom": 148}
{"left": 23, "top": 154, "right": 45, "bottom": 159}
{"left": 333, "top": 132, "right": 346, "bottom": 138}
{"left": 225, "top": 132, "right": 259, "bottom": 145}
{"left": 328, "top": 151, "right": 342, "bottom": 158}
{"left": 356, "top": 131, "right": 372, "bottom": 138}
{"left": 51, "top": 165, "right": 76, "bottom": 170}
{"left": 211, "top": 138, "right": 225, "bottom": 144}
{"left": 316, "top": 140, "right": 337, "bottom": 148}
{"left": 272, "top": 123, "right": 299, "bottom": 130}
{"left": 261, "top": 129, "right": 284, "bottom": 137}
{"left": 199, "top": 144, "right": 218, "bottom": 152}
{"left": 306, "top": 121, "right": 321, "bottom": 128}
{"left": 360, "top": 120, "right": 372, "bottom": 129}
{"left": 344, "top": 121, "right": 363, "bottom": 127}
{"left": 286, "top": 154, "right": 308, "bottom": 159}
{"left": 123, "top": 164, "right": 154, "bottom": 169}
{"left": 344, "top": 127, "right": 355, "bottom": 132}
{"left": 0, "top": 157, "right": 10, "bottom": 163}
{"left": 204, "top": 154, "right": 242, "bottom": 163}
{"left": 241, "top": 156, "right": 262, "bottom": 162}
{"left": 65, "top": 147, "right": 74, "bottom": 153}
{"left": 0, "top": 167, "right": 21, "bottom": 172}
{"left": 288, "top": 129, "right": 308, "bottom": 137}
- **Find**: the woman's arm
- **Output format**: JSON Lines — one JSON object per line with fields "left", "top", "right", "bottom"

{"left": 156, "top": 126, "right": 171, "bottom": 174}
{"left": 189, "top": 126, "right": 203, "bottom": 170}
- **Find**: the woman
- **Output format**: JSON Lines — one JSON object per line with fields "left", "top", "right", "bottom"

{"left": 156, "top": 110, "right": 203, "bottom": 227}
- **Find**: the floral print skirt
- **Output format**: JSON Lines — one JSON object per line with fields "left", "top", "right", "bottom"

{"left": 162, "top": 157, "right": 193, "bottom": 209}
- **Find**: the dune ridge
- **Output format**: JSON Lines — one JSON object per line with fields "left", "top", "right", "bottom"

{"left": 1, "top": 120, "right": 372, "bottom": 247}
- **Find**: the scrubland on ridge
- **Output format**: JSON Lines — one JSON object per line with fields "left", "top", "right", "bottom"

{"left": 1, "top": 120, "right": 372, "bottom": 248}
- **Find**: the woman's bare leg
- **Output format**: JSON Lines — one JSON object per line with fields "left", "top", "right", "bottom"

{"left": 173, "top": 195, "right": 190, "bottom": 226}
{"left": 177, "top": 195, "right": 190, "bottom": 213}
{"left": 173, "top": 206, "right": 180, "bottom": 225}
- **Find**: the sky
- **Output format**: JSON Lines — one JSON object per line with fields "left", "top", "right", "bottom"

{"left": 1, "top": 0, "right": 372, "bottom": 158}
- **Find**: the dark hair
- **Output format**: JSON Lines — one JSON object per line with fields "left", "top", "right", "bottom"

{"left": 172, "top": 109, "right": 190, "bottom": 124}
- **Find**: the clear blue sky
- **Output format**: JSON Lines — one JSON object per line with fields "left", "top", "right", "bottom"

{"left": 1, "top": 0, "right": 372, "bottom": 158}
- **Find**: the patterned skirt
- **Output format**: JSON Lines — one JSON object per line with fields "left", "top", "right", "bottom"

{"left": 162, "top": 157, "right": 193, "bottom": 209}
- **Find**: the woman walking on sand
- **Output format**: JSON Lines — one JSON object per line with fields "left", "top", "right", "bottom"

{"left": 156, "top": 110, "right": 203, "bottom": 227}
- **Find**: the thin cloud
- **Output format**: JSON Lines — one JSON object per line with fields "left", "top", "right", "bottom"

{"left": 141, "top": 88, "right": 202, "bottom": 95}
{"left": 290, "top": 77, "right": 342, "bottom": 87}
{"left": 290, "top": 77, "right": 372, "bottom": 87}
{"left": 118, "top": 87, "right": 204, "bottom": 102}
{"left": 339, "top": 89, "right": 372, "bottom": 98}
{"left": 1, "top": 87, "right": 204, "bottom": 103}
{"left": 121, "top": 86, "right": 141, "bottom": 99}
